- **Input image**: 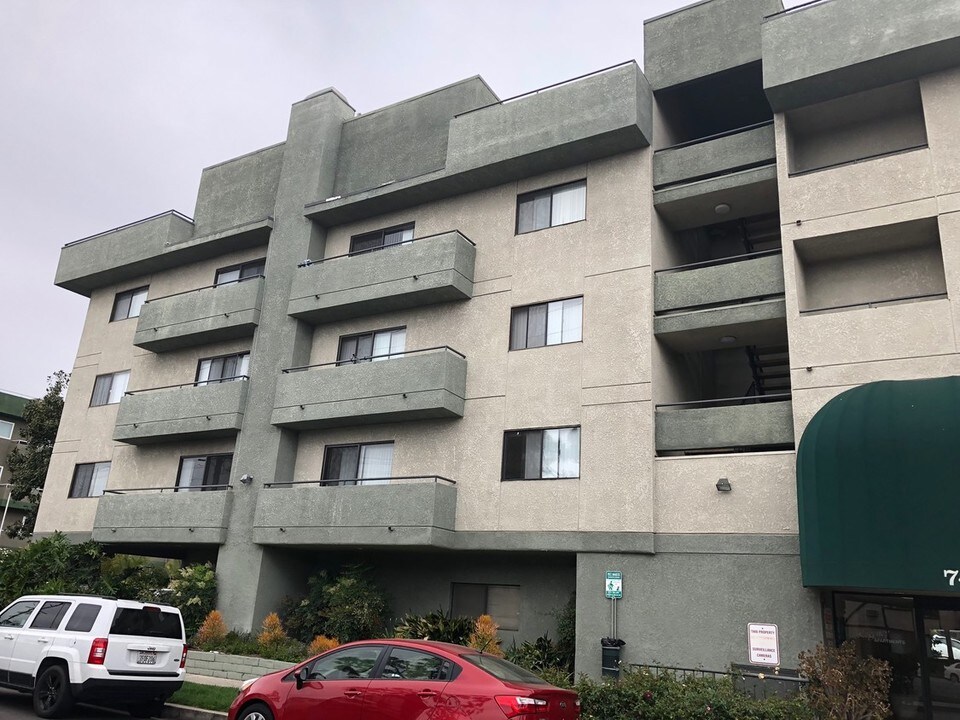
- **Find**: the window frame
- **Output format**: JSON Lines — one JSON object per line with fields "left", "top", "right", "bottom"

{"left": 321, "top": 441, "right": 395, "bottom": 485}
{"left": 175, "top": 453, "right": 233, "bottom": 492}
{"left": 501, "top": 426, "right": 581, "bottom": 481}
{"left": 450, "top": 582, "right": 521, "bottom": 632}
{"left": 214, "top": 258, "right": 266, "bottom": 286}
{"left": 509, "top": 296, "right": 583, "bottom": 351}
{"left": 69, "top": 461, "right": 112, "bottom": 498}
{"left": 303, "top": 644, "right": 387, "bottom": 681}
{"left": 90, "top": 370, "right": 131, "bottom": 407}
{"left": 515, "top": 179, "right": 586, "bottom": 235}
{"left": 0, "top": 419, "right": 14, "bottom": 440}
{"left": 195, "top": 352, "right": 251, "bottom": 385}
{"left": 336, "top": 326, "right": 407, "bottom": 365}
{"left": 349, "top": 223, "right": 415, "bottom": 255}
{"left": 379, "top": 646, "right": 456, "bottom": 682}
{"left": 110, "top": 286, "right": 149, "bottom": 322}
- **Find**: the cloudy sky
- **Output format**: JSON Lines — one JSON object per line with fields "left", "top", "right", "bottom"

{"left": 0, "top": 0, "right": 798, "bottom": 398}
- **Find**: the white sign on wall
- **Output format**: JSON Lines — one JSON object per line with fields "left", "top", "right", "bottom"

{"left": 747, "top": 623, "right": 780, "bottom": 666}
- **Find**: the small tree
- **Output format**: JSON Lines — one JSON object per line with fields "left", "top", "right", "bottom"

{"left": 5, "top": 371, "right": 68, "bottom": 538}
{"left": 799, "top": 641, "right": 893, "bottom": 720}
{"left": 196, "top": 610, "right": 228, "bottom": 650}
{"left": 468, "top": 614, "right": 503, "bottom": 656}
{"left": 258, "top": 613, "right": 288, "bottom": 652}
{"left": 308, "top": 635, "right": 340, "bottom": 655}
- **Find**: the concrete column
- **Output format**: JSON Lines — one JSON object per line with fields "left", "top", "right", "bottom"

{"left": 217, "top": 88, "right": 354, "bottom": 631}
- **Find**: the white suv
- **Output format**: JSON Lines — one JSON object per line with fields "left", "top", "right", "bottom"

{"left": 0, "top": 594, "right": 187, "bottom": 718}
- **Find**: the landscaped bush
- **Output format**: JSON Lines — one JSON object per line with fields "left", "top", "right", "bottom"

{"left": 573, "top": 666, "right": 814, "bottom": 720}
{"left": 168, "top": 562, "right": 217, "bottom": 636}
{"left": 505, "top": 634, "right": 567, "bottom": 674}
{"left": 394, "top": 609, "right": 474, "bottom": 645}
{"left": 195, "top": 610, "right": 228, "bottom": 650}
{"left": 0, "top": 533, "right": 108, "bottom": 605}
{"left": 799, "top": 641, "right": 892, "bottom": 720}
{"left": 468, "top": 614, "right": 503, "bottom": 656}
{"left": 308, "top": 635, "right": 340, "bottom": 655}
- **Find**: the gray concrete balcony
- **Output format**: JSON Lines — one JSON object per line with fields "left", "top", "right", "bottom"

{"left": 762, "top": 0, "right": 960, "bottom": 111}
{"left": 653, "top": 122, "right": 775, "bottom": 190}
{"left": 654, "top": 251, "right": 785, "bottom": 352}
{"left": 272, "top": 347, "right": 466, "bottom": 430}
{"left": 252, "top": 477, "right": 456, "bottom": 547}
{"left": 134, "top": 276, "right": 264, "bottom": 353}
{"left": 114, "top": 379, "right": 248, "bottom": 445}
{"left": 55, "top": 210, "right": 272, "bottom": 297}
{"left": 288, "top": 231, "right": 475, "bottom": 324}
{"left": 92, "top": 486, "right": 233, "bottom": 546}
{"left": 655, "top": 396, "right": 794, "bottom": 454}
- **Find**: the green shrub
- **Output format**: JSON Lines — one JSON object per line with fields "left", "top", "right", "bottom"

{"left": 168, "top": 563, "right": 217, "bottom": 636}
{"left": 394, "top": 609, "right": 474, "bottom": 645}
{"left": 280, "top": 571, "right": 330, "bottom": 643}
{"left": 102, "top": 555, "right": 170, "bottom": 602}
{"left": 0, "top": 533, "right": 108, "bottom": 605}
{"left": 554, "top": 593, "right": 576, "bottom": 673}
{"left": 506, "top": 634, "right": 567, "bottom": 674}
{"left": 574, "top": 666, "right": 813, "bottom": 720}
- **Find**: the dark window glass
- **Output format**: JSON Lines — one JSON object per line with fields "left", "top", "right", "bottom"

{"left": 451, "top": 584, "right": 486, "bottom": 620}
{"left": 196, "top": 353, "right": 250, "bottom": 385}
{"left": 69, "top": 462, "right": 111, "bottom": 498}
{"left": 321, "top": 443, "right": 393, "bottom": 485}
{"left": 337, "top": 328, "right": 405, "bottom": 365}
{"left": 30, "top": 601, "right": 71, "bottom": 630}
{"left": 306, "top": 646, "right": 384, "bottom": 681}
{"left": 502, "top": 428, "right": 580, "bottom": 480}
{"left": 110, "top": 608, "right": 183, "bottom": 639}
{"left": 381, "top": 647, "right": 451, "bottom": 681}
{"left": 215, "top": 258, "right": 266, "bottom": 286}
{"left": 65, "top": 603, "right": 102, "bottom": 633}
{"left": 111, "top": 287, "right": 149, "bottom": 321}
{"left": 451, "top": 584, "right": 520, "bottom": 631}
{"left": 0, "top": 600, "right": 39, "bottom": 628}
{"left": 509, "top": 298, "right": 583, "bottom": 351}
{"left": 516, "top": 180, "right": 586, "bottom": 234}
{"left": 176, "top": 454, "right": 233, "bottom": 492}
{"left": 349, "top": 224, "right": 414, "bottom": 255}
{"left": 462, "top": 653, "right": 547, "bottom": 684}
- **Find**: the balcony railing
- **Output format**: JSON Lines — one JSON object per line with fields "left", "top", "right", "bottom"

{"left": 653, "top": 121, "right": 776, "bottom": 189}
{"left": 655, "top": 394, "right": 794, "bottom": 454}
{"left": 272, "top": 347, "right": 466, "bottom": 429}
{"left": 655, "top": 249, "right": 784, "bottom": 314}
{"left": 263, "top": 476, "right": 455, "bottom": 488}
{"left": 114, "top": 378, "right": 248, "bottom": 444}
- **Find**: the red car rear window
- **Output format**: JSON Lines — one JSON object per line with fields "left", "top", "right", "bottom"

{"left": 461, "top": 654, "right": 549, "bottom": 684}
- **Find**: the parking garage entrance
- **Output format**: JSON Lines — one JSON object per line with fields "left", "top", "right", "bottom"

{"left": 829, "top": 594, "right": 960, "bottom": 720}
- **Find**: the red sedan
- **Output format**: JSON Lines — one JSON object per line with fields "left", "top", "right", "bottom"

{"left": 228, "top": 638, "right": 580, "bottom": 720}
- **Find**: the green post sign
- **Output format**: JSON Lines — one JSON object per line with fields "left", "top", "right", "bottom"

{"left": 605, "top": 571, "right": 623, "bottom": 599}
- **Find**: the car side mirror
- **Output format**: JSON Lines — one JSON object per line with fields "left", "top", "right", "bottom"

{"left": 296, "top": 666, "right": 309, "bottom": 690}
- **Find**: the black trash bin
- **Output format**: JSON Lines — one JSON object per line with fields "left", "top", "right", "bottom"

{"left": 600, "top": 637, "right": 625, "bottom": 678}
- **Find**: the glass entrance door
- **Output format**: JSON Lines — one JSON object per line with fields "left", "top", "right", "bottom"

{"left": 920, "top": 601, "right": 960, "bottom": 720}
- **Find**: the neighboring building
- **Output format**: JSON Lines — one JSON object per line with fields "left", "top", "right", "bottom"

{"left": 0, "top": 390, "right": 33, "bottom": 547}
{"left": 35, "top": 0, "right": 960, "bottom": 714}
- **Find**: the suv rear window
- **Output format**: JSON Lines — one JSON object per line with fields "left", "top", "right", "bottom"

{"left": 110, "top": 608, "right": 182, "bottom": 639}
{"left": 65, "top": 603, "right": 102, "bottom": 632}
{"left": 461, "top": 654, "right": 549, "bottom": 684}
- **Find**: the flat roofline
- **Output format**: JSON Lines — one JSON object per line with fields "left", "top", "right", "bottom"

{"left": 763, "top": 0, "right": 833, "bottom": 20}
{"left": 200, "top": 141, "right": 286, "bottom": 172}
{"left": 342, "top": 75, "right": 500, "bottom": 125}
{"left": 62, "top": 210, "right": 194, "bottom": 249}
{"left": 645, "top": 0, "right": 786, "bottom": 25}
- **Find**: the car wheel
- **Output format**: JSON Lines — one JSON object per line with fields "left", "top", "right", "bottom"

{"left": 238, "top": 702, "right": 275, "bottom": 720}
{"left": 33, "top": 664, "right": 75, "bottom": 719}
{"left": 950, "top": 673, "right": 960, "bottom": 683}
{"left": 129, "top": 700, "right": 165, "bottom": 718}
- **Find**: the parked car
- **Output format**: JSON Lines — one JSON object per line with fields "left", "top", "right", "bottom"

{"left": 0, "top": 594, "right": 187, "bottom": 718}
{"left": 946, "top": 662, "right": 960, "bottom": 683}
{"left": 228, "top": 638, "right": 580, "bottom": 720}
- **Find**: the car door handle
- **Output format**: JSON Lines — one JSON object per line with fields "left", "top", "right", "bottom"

{"left": 417, "top": 690, "right": 438, "bottom": 698}
{"left": 344, "top": 690, "right": 363, "bottom": 698}
{"left": 3, "top": 635, "right": 13, "bottom": 640}
{"left": 37, "top": 638, "right": 50, "bottom": 644}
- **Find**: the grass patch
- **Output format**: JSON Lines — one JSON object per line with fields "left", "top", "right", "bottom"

{"left": 168, "top": 681, "right": 239, "bottom": 713}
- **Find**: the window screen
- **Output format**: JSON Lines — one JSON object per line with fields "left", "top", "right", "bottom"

{"left": 451, "top": 583, "right": 520, "bottom": 631}
{"left": 516, "top": 180, "right": 586, "bottom": 234}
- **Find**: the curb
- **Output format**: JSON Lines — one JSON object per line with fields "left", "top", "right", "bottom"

{"left": 161, "top": 703, "right": 228, "bottom": 720}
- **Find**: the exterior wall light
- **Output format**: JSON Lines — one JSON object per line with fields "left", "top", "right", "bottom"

{"left": 240, "top": 474, "right": 254, "bottom": 485}
{"left": 716, "top": 478, "right": 732, "bottom": 492}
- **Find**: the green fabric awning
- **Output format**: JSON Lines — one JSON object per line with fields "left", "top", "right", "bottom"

{"left": 797, "top": 377, "right": 960, "bottom": 593}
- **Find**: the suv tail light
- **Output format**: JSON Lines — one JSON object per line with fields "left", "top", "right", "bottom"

{"left": 495, "top": 696, "right": 548, "bottom": 717}
{"left": 180, "top": 644, "right": 188, "bottom": 669}
{"left": 88, "top": 638, "right": 108, "bottom": 665}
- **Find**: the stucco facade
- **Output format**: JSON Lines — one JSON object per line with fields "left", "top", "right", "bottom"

{"left": 37, "top": 0, "right": 960, "bottom": 685}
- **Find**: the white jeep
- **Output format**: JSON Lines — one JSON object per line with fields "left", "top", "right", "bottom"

{"left": 0, "top": 594, "right": 187, "bottom": 718}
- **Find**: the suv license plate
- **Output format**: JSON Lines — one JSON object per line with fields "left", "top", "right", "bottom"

{"left": 137, "top": 651, "right": 157, "bottom": 665}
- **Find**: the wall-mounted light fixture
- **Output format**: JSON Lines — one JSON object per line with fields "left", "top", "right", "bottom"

{"left": 240, "top": 474, "right": 254, "bottom": 485}
{"left": 716, "top": 478, "right": 732, "bottom": 492}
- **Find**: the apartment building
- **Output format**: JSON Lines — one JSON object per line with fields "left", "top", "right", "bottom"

{"left": 37, "top": 0, "right": 960, "bottom": 711}
{"left": 0, "top": 390, "right": 32, "bottom": 548}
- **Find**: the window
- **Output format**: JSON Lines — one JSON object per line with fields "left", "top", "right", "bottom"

{"left": 111, "top": 286, "right": 149, "bottom": 321}
{"left": 381, "top": 647, "right": 453, "bottom": 681}
{"left": 90, "top": 370, "right": 130, "bottom": 406}
{"left": 322, "top": 442, "right": 394, "bottom": 486}
{"left": 215, "top": 258, "right": 266, "bottom": 286}
{"left": 305, "top": 645, "right": 384, "bottom": 681}
{"left": 65, "top": 603, "right": 102, "bottom": 633}
{"left": 516, "top": 180, "right": 586, "bottom": 234}
{"left": 176, "top": 454, "right": 232, "bottom": 492}
{"left": 510, "top": 297, "right": 582, "bottom": 350}
{"left": 0, "top": 419, "right": 14, "bottom": 440}
{"left": 349, "top": 223, "right": 414, "bottom": 254}
{"left": 196, "top": 353, "right": 250, "bottom": 385}
{"left": 69, "top": 462, "right": 111, "bottom": 498}
{"left": 30, "top": 601, "right": 71, "bottom": 631}
{"left": 451, "top": 583, "right": 521, "bottom": 631}
{"left": 337, "top": 328, "right": 406, "bottom": 365}
{"left": 502, "top": 427, "right": 580, "bottom": 480}
{"left": 0, "top": 600, "right": 38, "bottom": 628}
{"left": 110, "top": 608, "right": 183, "bottom": 639}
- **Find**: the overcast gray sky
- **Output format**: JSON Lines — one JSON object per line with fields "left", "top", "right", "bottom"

{"left": 0, "top": 0, "right": 797, "bottom": 398}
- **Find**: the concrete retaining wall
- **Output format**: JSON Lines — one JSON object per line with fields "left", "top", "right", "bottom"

{"left": 185, "top": 650, "right": 296, "bottom": 682}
